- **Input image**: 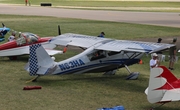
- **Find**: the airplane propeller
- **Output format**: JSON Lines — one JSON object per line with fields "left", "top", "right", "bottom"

{"left": 2, "top": 23, "right": 5, "bottom": 27}
{"left": 58, "top": 25, "right": 61, "bottom": 35}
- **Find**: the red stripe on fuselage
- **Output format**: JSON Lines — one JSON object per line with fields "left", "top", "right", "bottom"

{"left": 0, "top": 41, "right": 17, "bottom": 50}
{"left": 0, "top": 37, "right": 51, "bottom": 50}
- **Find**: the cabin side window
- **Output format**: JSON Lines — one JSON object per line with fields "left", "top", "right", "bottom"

{"left": 87, "top": 50, "right": 106, "bottom": 61}
{"left": 108, "top": 51, "right": 121, "bottom": 56}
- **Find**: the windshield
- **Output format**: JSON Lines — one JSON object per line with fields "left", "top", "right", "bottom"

{"left": 16, "top": 32, "right": 39, "bottom": 46}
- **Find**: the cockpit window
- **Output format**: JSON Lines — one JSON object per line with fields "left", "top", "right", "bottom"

{"left": 87, "top": 50, "right": 106, "bottom": 61}
{"left": 16, "top": 32, "right": 39, "bottom": 46}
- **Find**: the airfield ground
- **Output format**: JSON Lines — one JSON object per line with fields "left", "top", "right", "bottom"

{"left": 0, "top": 1, "right": 180, "bottom": 110}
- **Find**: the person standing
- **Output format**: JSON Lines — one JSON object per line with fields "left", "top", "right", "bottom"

{"left": 8, "top": 31, "right": 16, "bottom": 41}
{"left": 157, "top": 38, "right": 162, "bottom": 43}
{"left": 156, "top": 38, "right": 163, "bottom": 63}
{"left": 168, "top": 38, "right": 177, "bottom": 70}
{"left": 97, "top": 32, "right": 105, "bottom": 38}
{"left": 150, "top": 53, "right": 159, "bottom": 70}
{"left": 25, "top": 0, "right": 28, "bottom": 6}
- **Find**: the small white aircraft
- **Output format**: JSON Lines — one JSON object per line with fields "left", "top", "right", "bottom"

{"left": 25, "top": 33, "right": 175, "bottom": 81}
{"left": 145, "top": 66, "right": 180, "bottom": 108}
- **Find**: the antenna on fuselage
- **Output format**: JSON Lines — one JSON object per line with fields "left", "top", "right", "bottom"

{"left": 58, "top": 25, "right": 61, "bottom": 35}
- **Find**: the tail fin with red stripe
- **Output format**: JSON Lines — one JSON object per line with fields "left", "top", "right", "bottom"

{"left": 145, "top": 66, "right": 178, "bottom": 103}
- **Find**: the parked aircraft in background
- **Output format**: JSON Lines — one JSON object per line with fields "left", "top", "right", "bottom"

{"left": 145, "top": 66, "right": 180, "bottom": 109}
{"left": 24, "top": 33, "right": 175, "bottom": 81}
{"left": 0, "top": 23, "right": 10, "bottom": 42}
{"left": 0, "top": 32, "right": 62, "bottom": 60}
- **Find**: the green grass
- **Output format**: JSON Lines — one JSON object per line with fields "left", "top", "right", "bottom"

{"left": 1, "top": 14, "right": 180, "bottom": 40}
{"left": 1, "top": 14, "right": 180, "bottom": 110}
{"left": 0, "top": 0, "right": 180, "bottom": 12}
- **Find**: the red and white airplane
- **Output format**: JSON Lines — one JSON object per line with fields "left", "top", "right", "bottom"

{"left": 0, "top": 32, "right": 62, "bottom": 59}
{"left": 145, "top": 66, "right": 180, "bottom": 108}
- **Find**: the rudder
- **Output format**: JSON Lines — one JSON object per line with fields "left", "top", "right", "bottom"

{"left": 147, "top": 66, "right": 178, "bottom": 103}
{"left": 29, "top": 44, "right": 41, "bottom": 76}
{"left": 28, "top": 44, "right": 56, "bottom": 76}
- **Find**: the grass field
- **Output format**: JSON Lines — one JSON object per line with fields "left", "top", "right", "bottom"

{"left": 0, "top": 14, "right": 180, "bottom": 110}
{"left": 0, "top": 0, "right": 180, "bottom": 12}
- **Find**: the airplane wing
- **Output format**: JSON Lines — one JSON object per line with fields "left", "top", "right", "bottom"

{"left": 0, "top": 46, "right": 62, "bottom": 57}
{"left": 95, "top": 40, "right": 174, "bottom": 53}
{"left": 49, "top": 33, "right": 174, "bottom": 53}
{"left": 49, "top": 33, "right": 107, "bottom": 48}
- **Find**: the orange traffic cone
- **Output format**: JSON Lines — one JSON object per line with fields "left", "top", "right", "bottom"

{"left": 139, "top": 59, "right": 143, "bottom": 64}
{"left": 63, "top": 47, "right": 67, "bottom": 53}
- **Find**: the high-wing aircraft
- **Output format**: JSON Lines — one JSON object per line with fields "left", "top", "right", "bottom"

{"left": 0, "top": 32, "right": 62, "bottom": 60}
{"left": 145, "top": 66, "right": 180, "bottom": 108}
{"left": 24, "top": 33, "right": 175, "bottom": 81}
{"left": 0, "top": 23, "right": 10, "bottom": 42}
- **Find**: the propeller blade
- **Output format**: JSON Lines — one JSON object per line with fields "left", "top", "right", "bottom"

{"left": 58, "top": 25, "right": 61, "bottom": 35}
{"left": 2, "top": 23, "right": 5, "bottom": 27}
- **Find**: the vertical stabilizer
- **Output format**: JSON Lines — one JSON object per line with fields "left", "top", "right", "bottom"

{"left": 147, "top": 66, "right": 178, "bottom": 103}
{"left": 29, "top": 44, "right": 56, "bottom": 76}
{"left": 29, "top": 44, "right": 41, "bottom": 76}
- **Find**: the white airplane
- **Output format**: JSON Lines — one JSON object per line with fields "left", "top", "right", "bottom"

{"left": 25, "top": 33, "right": 175, "bottom": 81}
{"left": 145, "top": 66, "right": 180, "bottom": 109}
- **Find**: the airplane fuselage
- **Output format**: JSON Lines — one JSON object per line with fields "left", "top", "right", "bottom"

{"left": 52, "top": 44, "right": 144, "bottom": 75}
{"left": 0, "top": 37, "right": 54, "bottom": 56}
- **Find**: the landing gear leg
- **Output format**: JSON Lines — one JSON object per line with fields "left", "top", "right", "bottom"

{"left": 124, "top": 65, "right": 132, "bottom": 73}
{"left": 124, "top": 65, "right": 139, "bottom": 80}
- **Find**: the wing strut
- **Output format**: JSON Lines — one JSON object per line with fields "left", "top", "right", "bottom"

{"left": 123, "top": 52, "right": 142, "bottom": 65}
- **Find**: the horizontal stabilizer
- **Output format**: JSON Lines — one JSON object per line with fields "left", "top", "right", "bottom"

{"left": 45, "top": 49, "right": 63, "bottom": 55}
{"left": 161, "top": 89, "right": 180, "bottom": 102}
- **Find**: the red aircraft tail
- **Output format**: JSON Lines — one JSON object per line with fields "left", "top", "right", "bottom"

{"left": 146, "top": 66, "right": 179, "bottom": 103}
